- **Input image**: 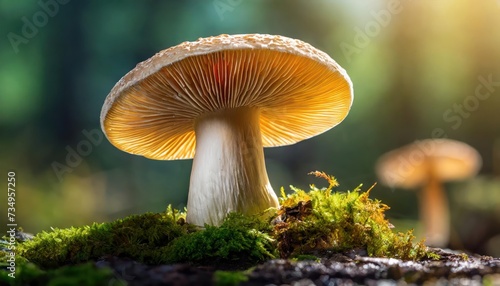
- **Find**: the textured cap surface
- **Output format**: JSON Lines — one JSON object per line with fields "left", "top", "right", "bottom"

{"left": 376, "top": 139, "right": 482, "bottom": 188}
{"left": 101, "top": 34, "right": 353, "bottom": 160}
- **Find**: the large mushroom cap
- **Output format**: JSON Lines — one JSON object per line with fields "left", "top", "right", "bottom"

{"left": 101, "top": 34, "right": 353, "bottom": 160}
{"left": 376, "top": 139, "right": 482, "bottom": 189}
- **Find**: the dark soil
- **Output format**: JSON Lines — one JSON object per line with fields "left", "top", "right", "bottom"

{"left": 96, "top": 248, "right": 500, "bottom": 286}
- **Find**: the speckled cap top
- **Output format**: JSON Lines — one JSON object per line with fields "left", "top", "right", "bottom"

{"left": 101, "top": 34, "right": 353, "bottom": 160}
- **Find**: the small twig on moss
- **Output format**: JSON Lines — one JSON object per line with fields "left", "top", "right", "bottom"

{"left": 365, "top": 182, "right": 377, "bottom": 194}
{"left": 308, "top": 171, "right": 339, "bottom": 193}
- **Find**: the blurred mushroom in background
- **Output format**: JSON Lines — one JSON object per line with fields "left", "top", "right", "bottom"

{"left": 375, "top": 139, "right": 482, "bottom": 247}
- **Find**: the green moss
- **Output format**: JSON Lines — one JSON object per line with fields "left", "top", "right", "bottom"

{"left": 16, "top": 208, "right": 274, "bottom": 269}
{"left": 213, "top": 270, "right": 249, "bottom": 286}
{"left": 165, "top": 213, "right": 275, "bottom": 266}
{"left": 3, "top": 172, "right": 437, "bottom": 282}
{"left": 459, "top": 253, "right": 469, "bottom": 261}
{"left": 293, "top": 254, "right": 320, "bottom": 261}
{"left": 274, "top": 172, "right": 429, "bottom": 260}
{"left": 0, "top": 257, "right": 41, "bottom": 286}
{"left": 0, "top": 258, "right": 121, "bottom": 286}
{"left": 19, "top": 208, "right": 192, "bottom": 268}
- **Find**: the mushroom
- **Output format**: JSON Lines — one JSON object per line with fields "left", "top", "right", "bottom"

{"left": 375, "top": 139, "right": 482, "bottom": 247}
{"left": 101, "top": 34, "right": 353, "bottom": 226}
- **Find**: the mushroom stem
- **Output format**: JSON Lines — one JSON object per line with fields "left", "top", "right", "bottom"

{"left": 187, "top": 107, "right": 279, "bottom": 226}
{"left": 419, "top": 175, "right": 450, "bottom": 247}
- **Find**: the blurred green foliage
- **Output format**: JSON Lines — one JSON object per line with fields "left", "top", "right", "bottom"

{"left": 0, "top": 0, "right": 499, "bottom": 254}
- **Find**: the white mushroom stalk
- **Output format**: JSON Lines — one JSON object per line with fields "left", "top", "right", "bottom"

{"left": 188, "top": 107, "right": 278, "bottom": 226}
